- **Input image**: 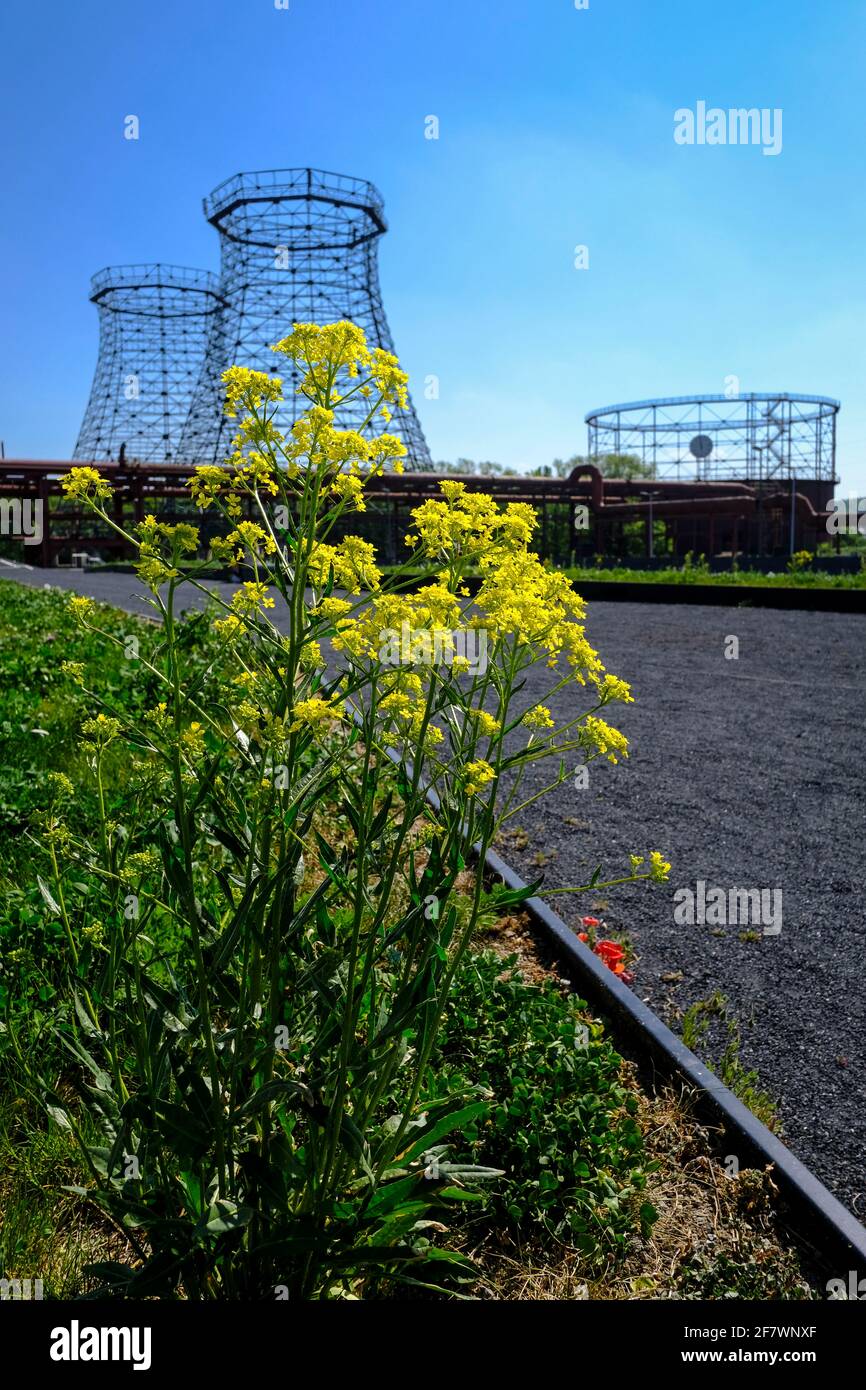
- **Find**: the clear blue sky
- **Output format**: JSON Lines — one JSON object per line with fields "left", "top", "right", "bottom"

{"left": 1, "top": 0, "right": 864, "bottom": 495}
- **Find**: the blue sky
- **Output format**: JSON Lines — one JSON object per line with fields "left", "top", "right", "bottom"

{"left": 1, "top": 0, "right": 864, "bottom": 494}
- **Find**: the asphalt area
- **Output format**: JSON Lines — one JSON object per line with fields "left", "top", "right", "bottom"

{"left": 2, "top": 561, "right": 864, "bottom": 1216}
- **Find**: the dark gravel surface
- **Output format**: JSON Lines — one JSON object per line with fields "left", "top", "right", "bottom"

{"left": 496, "top": 597, "right": 866, "bottom": 1220}
{"left": 3, "top": 563, "right": 864, "bottom": 1216}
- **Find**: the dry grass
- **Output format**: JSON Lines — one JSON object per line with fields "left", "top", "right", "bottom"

{"left": 453, "top": 1079, "right": 812, "bottom": 1301}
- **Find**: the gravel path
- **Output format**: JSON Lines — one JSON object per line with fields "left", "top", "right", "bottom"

{"left": 499, "top": 597, "right": 866, "bottom": 1219}
{"left": 3, "top": 562, "right": 864, "bottom": 1215}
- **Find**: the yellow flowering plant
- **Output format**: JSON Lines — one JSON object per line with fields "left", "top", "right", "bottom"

{"left": 36, "top": 321, "right": 670, "bottom": 1300}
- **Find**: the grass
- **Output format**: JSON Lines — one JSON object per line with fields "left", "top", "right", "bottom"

{"left": 0, "top": 1093, "right": 120, "bottom": 1296}
{"left": 385, "top": 554, "right": 866, "bottom": 592}
{"left": 681, "top": 991, "right": 779, "bottom": 1131}
{"left": 0, "top": 581, "right": 219, "bottom": 1018}
{"left": 564, "top": 556, "right": 866, "bottom": 590}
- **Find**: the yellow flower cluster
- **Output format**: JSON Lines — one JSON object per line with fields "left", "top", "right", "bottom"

{"left": 47, "top": 771, "right": 74, "bottom": 800}
{"left": 316, "top": 424, "right": 369, "bottom": 467}
{"left": 185, "top": 325, "right": 409, "bottom": 537}
{"left": 221, "top": 366, "right": 283, "bottom": 419}
{"left": 181, "top": 722, "right": 206, "bottom": 759}
{"left": 374, "top": 672, "right": 444, "bottom": 752}
{"left": 144, "top": 702, "right": 171, "bottom": 733}
{"left": 189, "top": 464, "right": 230, "bottom": 509}
{"left": 470, "top": 709, "right": 501, "bottom": 737}
{"left": 60, "top": 661, "right": 86, "bottom": 686}
{"left": 464, "top": 759, "right": 495, "bottom": 797}
{"left": 61, "top": 467, "right": 113, "bottom": 504}
{"left": 632, "top": 850, "right": 671, "bottom": 881}
{"left": 290, "top": 696, "right": 343, "bottom": 736}
{"left": 400, "top": 481, "right": 634, "bottom": 701}
{"left": 231, "top": 581, "right": 276, "bottom": 616}
{"left": 213, "top": 612, "right": 247, "bottom": 644}
{"left": 283, "top": 407, "right": 342, "bottom": 464}
{"left": 368, "top": 434, "right": 407, "bottom": 469}
{"left": 331, "top": 583, "right": 461, "bottom": 666}
{"left": 272, "top": 321, "right": 371, "bottom": 380}
{"left": 81, "top": 713, "right": 122, "bottom": 748}
{"left": 135, "top": 517, "right": 200, "bottom": 592}
{"left": 299, "top": 640, "right": 325, "bottom": 671}
{"left": 474, "top": 548, "right": 601, "bottom": 674}
{"left": 271, "top": 323, "right": 409, "bottom": 413}
{"left": 522, "top": 705, "right": 555, "bottom": 731}
{"left": 284, "top": 407, "right": 406, "bottom": 481}
{"left": 307, "top": 537, "right": 381, "bottom": 595}
{"left": 406, "top": 482, "right": 535, "bottom": 565}
{"left": 331, "top": 473, "right": 366, "bottom": 509}
{"left": 68, "top": 594, "right": 95, "bottom": 623}
{"left": 648, "top": 850, "right": 672, "bottom": 882}
{"left": 368, "top": 348, "right": 409, "bottom": 411}
{"left": 579, "top": 715, "right": 629, "bottom": 764}
{"left": 315, "top": 596, "right": 353, "bottom": 621}
{"left": 597, "top": 672, "right": 634, "bottom": 705}
{"left": 211, "top": 522, "right": 277, "bottom": 565}
{"left": 190, "top": 441, "right": 281, "bottom": 516}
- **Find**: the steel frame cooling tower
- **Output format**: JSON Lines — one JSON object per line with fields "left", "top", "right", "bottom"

{"left": 74, "top": 264, "right": 226, "bottom": 464}
{"left": 179, "top": 167, "right": 432, "bottom": 469}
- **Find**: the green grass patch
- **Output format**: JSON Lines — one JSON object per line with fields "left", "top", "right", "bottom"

{"left": 681, "top": 991, "right": 779, "bottom": 1131}
{"left": 564, "top": 555, "right": 866, "bottom": 590}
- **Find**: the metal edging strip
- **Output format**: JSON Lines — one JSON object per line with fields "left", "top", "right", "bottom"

{"left": 482, "top": 844, "right": 866, "bottom": 1274}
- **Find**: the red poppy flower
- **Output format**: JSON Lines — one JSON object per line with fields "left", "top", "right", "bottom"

{"left": 595, "top": 939, "right": 625, "bottom": 966}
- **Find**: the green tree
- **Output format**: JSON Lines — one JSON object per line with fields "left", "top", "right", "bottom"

{"left": 542, "top": 453, "right": 654, "bottom": 481}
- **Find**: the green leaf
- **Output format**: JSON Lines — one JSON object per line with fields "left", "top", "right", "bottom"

{"left": 152, "top": 1098, "right": 212, "bottom": 1161}
{"left": 437, "top": 1163, "right": 504, "bottom": 1180}
{"left": 400, "top": 1102, "right": 489, "bottom": 1164}
{"left": 36, "top": 874, "right": 60, "bottom": 917}
{"left": 73, "top": 992, "right": 100, "bottom": 1037}
{"left": 489, "top": 879, "right": 544, "bottom": 909}
{"left": 204, "top": 1201, "right": 253, "bottom": 1235}
{"left": 230, "top": 1078, "right": 313, "bottom": 1120}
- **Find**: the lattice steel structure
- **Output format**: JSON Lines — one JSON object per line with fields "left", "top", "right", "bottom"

{"left": 179, "top": 167, "right": 432, "bottom": 468}
{"left": 74, "top": 265, "right": 226, "bottom": 464}
{"left": 586, "top": 393, "right": 839, "bottom": 484}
